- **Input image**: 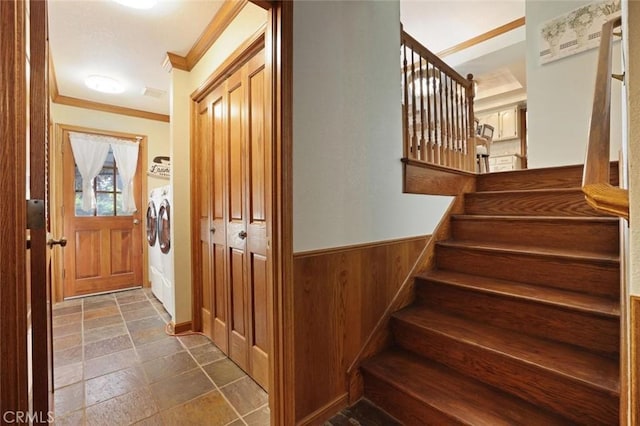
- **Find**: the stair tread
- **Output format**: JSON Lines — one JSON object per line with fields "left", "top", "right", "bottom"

{"left": 451, "top": 214, "right": 620, "bottom": 223}
{"left": 472, "top": 187, "right": 584, "bottom": 195}
{"left": 363, "top": 350, "right": 569, "bottom": 426}
{"left": 418, "top": 269, "right": 620, "bottom": 317}
{"left": 393, "top": 307, "right": 619, "bottom": 394}
{"left": 437, "top": 239, "right": 620, "bottom": 264}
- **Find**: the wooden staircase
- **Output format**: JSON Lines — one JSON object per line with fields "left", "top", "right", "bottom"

{"left": 361, "top": 165, "right": 621, "bottom": 425}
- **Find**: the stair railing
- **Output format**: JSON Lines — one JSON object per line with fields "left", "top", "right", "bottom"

{"left": 401, "top": 28, "right": 476, "bottom": 172}
{"left": 582, "top": 15, "right": 629, "bottom": 220}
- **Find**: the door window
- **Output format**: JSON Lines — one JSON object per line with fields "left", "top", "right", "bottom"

{"left": 74, "top": 148, "right": 127, "bottom": 216}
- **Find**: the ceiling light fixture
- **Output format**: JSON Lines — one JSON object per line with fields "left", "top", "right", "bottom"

{"left": 112, "top": 0, "right": 158, "bottom": 10}
{"left": 84, "top": 75, "right": 125, "bottom": 94}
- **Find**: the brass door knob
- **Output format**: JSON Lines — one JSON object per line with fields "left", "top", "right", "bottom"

{"left": 47, "top": 237, "right": 67, "bottom": 248}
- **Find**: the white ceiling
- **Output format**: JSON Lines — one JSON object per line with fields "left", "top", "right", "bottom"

{"left": 48, "top": 0, "right": 527, "bottom": 117}
{"left": 48, "top": 0, "right": 225, "bottom": 115}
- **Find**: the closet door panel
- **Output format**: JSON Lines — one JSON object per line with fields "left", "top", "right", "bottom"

{"left": 246, "top": 57, "right": 270, "bottom": 390}
{"left": 210, "top": 90, "right": 228, "bottom": 352}
{"left": 196, "top": 100, "right": 213, "bottom": 340}
{"left": 226, "top": 70, "right": 249, "bottom": 369}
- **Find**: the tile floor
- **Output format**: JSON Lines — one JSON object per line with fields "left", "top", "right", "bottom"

{"left": 325, "top": 400, "right": 401, "bottom": 426}
{"left": 52, "top": 288, "right": 269, "bottom": 426}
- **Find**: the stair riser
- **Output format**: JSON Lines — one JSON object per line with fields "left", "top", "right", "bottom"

{"left": 451, "top": 218, "right": 619, "bottom": 256}
{"left": 464, "top": 191, "right": 606, "bottom": 217}
{"left": 476, "top": 163, "right": 619, "bottom": 192}
{"left": 392, "top": 322, "right": 618, "bottom": 425}
{"left": 415, "top": 281, "right": 619, "bottom": 355}
{"left": 436, "top": 245, "right": 620, "bottom": 297}
{"left": 363, "top": 372, "right": 465, "bottom": 426}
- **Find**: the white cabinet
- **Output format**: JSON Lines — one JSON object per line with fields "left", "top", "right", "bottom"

{"left": 478, "top": 106, "right": 519, "bottom": 141}
{"left": 489, "top": 154, "right": 522, "bottom": 172}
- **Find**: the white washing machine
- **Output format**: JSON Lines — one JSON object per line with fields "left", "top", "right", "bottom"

{"left": 147, "top": 188, "right": 164, "bottom": 304}
{"left": 156, "top": 185, "right": 175, "bottom": 318}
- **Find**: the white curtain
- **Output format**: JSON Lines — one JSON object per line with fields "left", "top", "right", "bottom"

{"left": 69, "top": 133, "right": 111, "bottom": 211}
{"left": 68, "top": 132, "right": 140, "bottom": 214}
{"left": 111, "top": 141, "right": 139, "bottom": 214}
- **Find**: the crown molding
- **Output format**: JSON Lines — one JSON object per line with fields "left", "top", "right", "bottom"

{"left": 437, "top": 17, "right": 525, "bottom": 58}
{"left": 53, "top": 94, "right": 170, "bottom": 123}
{"left": 165, "top": 0, "right": 248, "bottom": 72}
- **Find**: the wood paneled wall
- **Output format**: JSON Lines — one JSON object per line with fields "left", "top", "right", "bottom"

{"left": 293, "top": 236, "right": 429, "bottom": 423}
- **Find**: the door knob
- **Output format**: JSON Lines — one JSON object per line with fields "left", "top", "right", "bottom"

{"left": 133, "top": 219, "right": 140, "bottom": 225}
{"left": 210, "top": 227, "right": 216, "bottom": 234}
{"left": 238, "top": 231, "right": 247, "bottom": 239}
{"left": 47, "top": 237, "right": 67, "bottom": 248}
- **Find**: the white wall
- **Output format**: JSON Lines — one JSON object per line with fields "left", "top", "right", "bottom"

{"left": 625, "top": 0, "right": 640, "bottom": 296}
{"left": 292, "top": 0, "right": 451, "bottom": 253}
{"left": 51, "top": 103, "right": 170, "bottom": 191}
{"left": 526, "top": 0, "right": 622, "bottom": 168}
{"left": 168, "top": 3, "right": 267, "bottom": 323}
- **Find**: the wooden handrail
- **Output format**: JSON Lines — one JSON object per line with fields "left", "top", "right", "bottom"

{"left": 582, "top": 16, "right": 628, "bottom": 220}
{"left": 401, "top": 28, "right": 476, "bottom": 173}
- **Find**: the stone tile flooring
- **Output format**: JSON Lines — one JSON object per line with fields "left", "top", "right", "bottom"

{"left": 52, "top": 288, "right": 269, "bottom": 426}
{"left": 325, "top": 399, "right": 401, "bottom": 426}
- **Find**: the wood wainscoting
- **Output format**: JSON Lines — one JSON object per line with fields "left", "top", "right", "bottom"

{"left": 292, "top": 235, "right": 431, "bottom": 424}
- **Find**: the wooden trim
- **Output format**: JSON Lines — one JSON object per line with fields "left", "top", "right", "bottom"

{"left": 631, "top": 296, "right": 640, "bottom": 425}
{"left": 191, "top": 26, "right": 266, "bottom": 101}
{"left": 172, "top": 321, "right": 193, "bottom": 334}
{"left": 163, "top": 52, "right": 189, "bottom": 72}
{"left": 189, "top": 98, "right": 202, "bottom": 333}
{"left": 181, "top": 0, "right": 248, "bottom": 71}
{"left": 249, "top": 0, "right": 272, "bottom": 10}
{"left": 294, "top": 235, "right": 428, "bottom": 259}
{"left": 30, "top": 0, "right": 53, "bottom": 417}
{"left": 345, "top": 196, "right": 465, "bottom": 404}
{"left": 52, "top": 94, "right": 170, "bottom": 123}
{"left": 403, "top": 158, "right": 477, "bottom": 195}
{"left": 1, "top": 0, "right": 29, "bottom": 415}
{"left": 296, "top": 394, "right": 348, "bottom": 426}
{"left": 272, "top": 1, "right": 295, "bottom": 425}
{"left": 51, "top": 124, "right": 149, "bottom": 301}
{"left": 437, "top": 17, "right": 525, "bottom": 58}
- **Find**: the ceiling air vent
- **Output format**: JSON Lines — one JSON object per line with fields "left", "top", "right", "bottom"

{"left": 141, "top": 87, "right": 166, "bottom": 98}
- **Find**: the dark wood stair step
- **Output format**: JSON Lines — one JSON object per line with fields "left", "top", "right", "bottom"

{"left": 391, "top": 309, "right": 619, "bottom": 425}
{"left": 417, "top": 269, "right": 619, "bottom": 318}
{"left": 362, "top": 350, "right": 569, "bottom": 426}
{"left": 415, "top": 271, "right": 619, "bottom": 355}
{"left": 476, "top": 162, "right": 619, "bottom": 192}
{"left": 451, "top": 215, "right": 620, "bottom": 256}
{"left": 464, "top": 188, "right": 608, "bottom": 217}
{"left": 436, "top": 240, "right": 620, "bottom": 298}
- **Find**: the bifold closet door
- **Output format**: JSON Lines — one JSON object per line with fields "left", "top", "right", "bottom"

{"left": 197, "top": 86, "right": 229, "bottom": 353}
{"left": 225, "top": 50, "right": 270, "bottom": 390}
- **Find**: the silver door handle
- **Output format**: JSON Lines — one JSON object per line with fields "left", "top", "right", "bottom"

{"left": 133, "top": 219, "right": 140, "bottom": 225}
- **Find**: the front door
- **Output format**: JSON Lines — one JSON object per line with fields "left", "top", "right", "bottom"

{"left": 62, "top": 128, "right": 143, "bottom": 298}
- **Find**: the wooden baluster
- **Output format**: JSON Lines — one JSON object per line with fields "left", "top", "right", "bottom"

{"left": 425, "top": 62, "right": 433, "bottom": 163}
{"left": 410, "top": 49, "right": 418, "bottom": 159}
{"left": 455, "top": 80, "right": 462, "bottom": 169}
{"left": 402, "top": 42, "right": 409, "bottom": 159}
{"left": 431, "top": 66, "right": 439, "bottom": 165}
{"left": 419, "top": 57, "right": 426, "bottom": 162}
{"left": 444, "top": 75, "right": 452, "bottom": 167}
{"left": 466, "top": 74, "right": 476, "bottom": 172}
{"left": 438, "top": 70, "right": 445, "bottom": 166}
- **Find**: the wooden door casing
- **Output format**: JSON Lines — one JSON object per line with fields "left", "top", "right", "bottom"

{"left": 62, "top": 129, "right": 144, "bottom": 298}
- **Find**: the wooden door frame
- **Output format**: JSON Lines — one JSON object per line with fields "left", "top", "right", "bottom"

{"left": 189, "top": 1, "right": 294, "bottom": 424}
{"left": 0, "top": 0, "right": 30, "bottom": 417}
{"left": 51, "top": 124, "right": 149, "bottom": 302}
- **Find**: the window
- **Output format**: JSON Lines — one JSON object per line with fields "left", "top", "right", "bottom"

{"left": 74, "top": 148, "right": 128, "bottom": 216}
